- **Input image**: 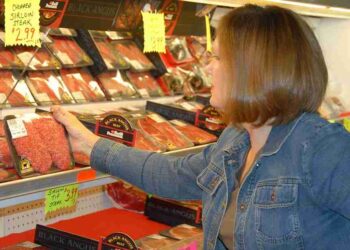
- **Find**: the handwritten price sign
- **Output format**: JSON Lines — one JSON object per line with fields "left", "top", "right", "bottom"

{"left": 45, "top": 184, "right": 79, "bottom": 215}
{"left": 4, "top": 0, "right": 41, "bottom": 47}
{"left": 142, "top": 12, "right": 165, "bottom": 53}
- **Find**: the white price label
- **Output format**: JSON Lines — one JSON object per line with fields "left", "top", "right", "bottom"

{"left": 0, "top": 93, "right": 7, "bottom": 104}
{"left": 72, "top": 91, "right": 86, "bottom": 101}
{"left": 7, "top": 118, "right": 28, "bottom": 139}
{"left": 138, "top": 88, "right": 150, "bottom": 98}
{"left": 36, "top": 93, "right": 51, "bottom": 103}
{"left": 105, "top": 31, "right": 120, "bottom": 40}
{"left": 59, "top": 28, "right": 73, "bottom": 36}
{"left": 149, "top": 234, "right": 166, "bottom": 240}
{"left": 171, "top": 119, "right": 187, "bottom": 127}
{"left": 180, "top": 102, "right": 195, "bottom": 111}
{"left": 148, "top": 113, "right": 165, "bottom": 123}
{"left": 17, "top": 52, "right": 41, "bottom": 68}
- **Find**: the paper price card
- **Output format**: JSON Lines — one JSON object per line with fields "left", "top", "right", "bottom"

{"left": 4, "top": 0, "right": 41, "bottom": 47}
{"left": 142, "top": 11, "right": 165, "bottom": 53}
{"left": 344, "top": 118, "right": 350, "bottom": 132}
{"left": 205, "top": 15, "right": 212, "bottom": 52}
{"left": 45, "top": 184, "right": 79, "bottom": 215}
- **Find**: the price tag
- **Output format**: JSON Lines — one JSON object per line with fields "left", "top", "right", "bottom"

{"left": 205, "top": 15, "right": 212, "bottom": 52}
{"left": 36, "top": 93, "right": 51, "bottom": 103}
{"left": 344, "top": 118, "right": 350, "bottom": 132}
{"left": 4, "top": 0, "right": 41, "bottom": 47}
{"left": 7, "top": 118, "right": 28, "bottom": 139}
{"left": 106, "top": 31, "right": 120, "bottom": 40}
{"left": 148, "top": 113, "right": 165, "bottom": 123}
{"left": 0, "top": 93, "right": 7, "bottom": 104}
{"left": 45, "top": 184, "right": 79, "bottom": 215}
{"left": 138, "top": 88, "right": 150, "bottom": 98}
{"left": 142, "top": 12, "right": 165, "bottom": 53}
{"left": 171, "top": 119, "right": 187, "bottom": 127}
{"left": 72, "top": 91, "right": 86, "bottom": 101}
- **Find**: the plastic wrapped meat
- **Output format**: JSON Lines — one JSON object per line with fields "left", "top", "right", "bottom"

{"left": 49, "top": 37, "right": 93, "bottom": 67}
{"left": 94, "top": 39, "right": 129, "bottom": 70}
{"left": 26, "top": 71, "right": 75, "bottom": 105}
{"left": 0, "top": 138, "right": 13, "bottom": 167}
{"left": 127, "top": 72, "right": 164, "bottom": 97}
{"left": 14, "top": 46, "right": 60, "bottom": 70}
{"left": 134, "top": 129, "right": 164, "bottom": 152}
{"left": 0, "top": 44, "right": 24, "bottom": 69}
{"left": 60, "top": 68, "right": 106, "bottom": 103}
{"left": 170, "top": 120, "right": 217, "bottom": 145}
{"left": 111, "top": 41, "right": 154, "bottom": 71}
{"left": 97, "top": 70, "right": 138, "bottom": 100}
{"left": 0, "top": 70, "right": 36, "bottom": 107}
{"left": 165, "top": 37, "right": 194, "bottom": 65}
{"left": 136, "top": 114, "right": 193, "bottom": 151}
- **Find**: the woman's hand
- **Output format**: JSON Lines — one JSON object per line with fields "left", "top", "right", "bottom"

{"left": 51, "top": 106, "right": 99, "bottom": 156}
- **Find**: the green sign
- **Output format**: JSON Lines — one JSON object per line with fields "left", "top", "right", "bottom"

{"left": 45, "top": 184, "right": 79, "bottom": 214}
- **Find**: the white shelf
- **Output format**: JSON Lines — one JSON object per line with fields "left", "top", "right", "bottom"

{"left": 0, "top": 143, "right": 210, "bottom": 207}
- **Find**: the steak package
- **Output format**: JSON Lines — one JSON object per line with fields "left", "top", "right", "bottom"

{"left": 0, "top": 43, "right": 24, "bottom": 69}
{"left": 48, "top": 28, "right": 78, "bottom": 37}
{"left": 164, "top": 37, "right": 195, "bottom": 66}
{"left": 14, "top": 46, "right": 61, "bottom": 70}
{"left": 97, "top": 70, "right": 139, "bottom": 100}
{"left": 110, "top": 40, "right": 155, "bottom": 72}
{"left": 170, "top": 119, "right": 217, "bottom": 145}
{"left": 59, "top": 68, "right": 106, "bottom": 103}
{"left": 4, "top": 113, "right": 74, "bottom": 177}
{"left": 0, "top": 120, "right": 14, "bottom": 168}
{"left": 133, "top": 113, "right": 193, "bottom": 151}
{"left": 48, "top": 37, "right": 93, "bottom": 68}
{"left": 126, "top": 71, "right": 164, "bottom": 98}
{"left": 0, "top": 70, "right": 37, "bottom": 107}
{"left": 158, "top": 67, "right": 185, "bottom": 96}
{"left": 26, "top": 71, "right": 75, "bottom": 105}
{"left": 177, "top": 63, "right": 211, "bottom": 94}
{"left": 106, "top": 179, "right": 147, "bottom": 213}
{"left": 160, "top": 224, "right": 202, "bottom": 240}
{"left": 136, "top": 234, "right": 178, "bottom": 250}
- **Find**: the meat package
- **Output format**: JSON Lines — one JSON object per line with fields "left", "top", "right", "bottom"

{"left": 110, "top": 40, "right": 155, "bottom": 71}
{"left": 5, "top": 114, "right": 74, "bottom": 176}
{"left": 170, "top": 119, "right": 217, "bottom": 145}
{"left": 165, "top": 37, "right": 195, "bottom": 65}
{"left": 26, "top": 71, "right": 75, "bottom": 105}
{"left": 134, "top": 113, "right": 193, "bottom": 151}
{"left": 158, "top": 67, "right": 185, "bottom": 95}
{"left": 0, "top": 121, "right": 13, "bottom": 168}
{"left": 136, "top": 234, "right": 177, "bottom": 249}
{"left": 48, "top": 37, "right": 93, "bottom": 67}
{"left": 60, "top": 68, "right": 106, "bottom": 103}
{"left": 97, "top": 70, "right": 138, "bottom": 100}
{"left": 0, "top": 44, "right": 24, "bottom": 69}
{"left": 133, "top": 129, "right": 165, "bottom": 152}
{"left": 93, "top": 38, "right": 129, "bottom": 70}
{"left": 14, "top": 46, "right": 60, "bottom": 70}
{"left": 126, "top": 71, "right": 164, "bottom": 97}
{"left": 187, "top": 36, "right": 207, "bottom": 62}
{"left": 177, "top": 63, "right": 211, "bottom": 94}
{"left": 0, "top": 70, "right": 37, "bottom": 107}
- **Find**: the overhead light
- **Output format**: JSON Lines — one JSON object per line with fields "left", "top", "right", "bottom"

{"left": 267, "top": 0, "right": 327, "bottom": 9}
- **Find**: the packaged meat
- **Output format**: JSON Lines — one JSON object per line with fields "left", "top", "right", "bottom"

{"left": 136, "top": 234, "right": 177, "bottom": 249}
{"left": 178, "top": 63, "right": 211, "bottom": 94}
{"left": 0, "top": 43, "right": 24, "bottom": 69}
{"left": 14, "top": 46, "right": 61, "bottom": 70}
{"left": 135, "top": 113, "right": 193, "bottom": 151}
{"left": 0, "top": 168, "right": 18, "bottom": 183}
{"left": 127, "top": 71, "right": 164, "bottom": 97}
{"left": 60, "top": 68, "right": 106, "bottom": 103}
{"left": 26, "top": 71, "right": 75, "bottom": 105}
{"left": 48, "top": 37, "right": 93, "bottom": 67}
{"left": 134, "top": 129, "right": 165, "bottom": 152}
{"left": 106, "top": 180, "right": 147, "bottom": 213}
{"left": 93, "top": 38, "right": 129, "bottom": 70}
{"left": 170, "top": 119, "right": 217, "bottom": 145}
{"left": 110, "top": 40, "right": 155, "bottom": 72}
{"left": 0, "top": 70, "right": 37, "bottom": 107}
{"left": 0, "top": 138, "right": 13, "bottom": 168}
{"left": 5, "top": 113, "right": 74, "bottom": 176}
{"left": 97, "top": 70, "right": 138, "bottom": 100}
{"left": 159, "top": 67, "right": 185, "bottom": 95}
{"left": 48, "top": 28, "right": 78, "bottom": 37}
{"left": 187, "top": 36, "right": 207, "bottom": 61}
{"left": 165, "top": 37, "right": 195, "bottom": 66}
{"left": 160, "top": 224, "right": 202, "bottom": 240}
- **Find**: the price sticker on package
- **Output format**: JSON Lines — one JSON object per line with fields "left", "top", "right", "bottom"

{"left": 45, "top": 184, "right": 79, "bottom": 215}
{"left": 142, "top": 11, "right": 165, "bottom": 53}
{"left": 4, "top": 0, "right": 41, "bottom": 47}
{"left": 7, "top": 118, "right": 28, "bottom": 139}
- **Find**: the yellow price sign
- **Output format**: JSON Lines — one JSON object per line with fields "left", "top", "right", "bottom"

{"left": 45, "top": 184, "right": 79, "bottom": 215}
{"left": 4, "top": 0, "right": 41, "bottom": 47}
{"left": 344, "top": 118, "right": 350, "bottom": 132}
{"left": 142, "top": 11, "right": 165, "bottom": 53}
{"left": 205, "top": 15, "right": 212, "bottom": 52}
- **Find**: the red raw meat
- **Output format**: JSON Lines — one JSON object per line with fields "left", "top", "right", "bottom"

{"left": 98, "top": 71, "right": 136, "bottom": 98}
{"left": 133, "top": 130, "right": 163, "bottom": 152}
{"left": 27, "top": 71, "right": 61, "bottom": 104}
{"left": 14, "top": 47, "right": 57, "bottom": 69}
{"left": 0, "top": 138, "right": 13, "bottom": 167}
{"left": 51, "top": 38, "right": 90, "bottom": 66}
{"left": 137, "top": 116, "right": 193, "bottom": 151}
{"left": 0, "top": 71, "right": 30, "bottom": 107}
{"left": 32, "top": 117, "right": 72, "bottom": 170}
{"left": 12, "top": 121, "right": 53, "bottom": 173}
{"left": 127, "top": 72, "right": 162, "bottom": 96}
{"left": 172, "top": 122, "right": 217, "bottom": 145}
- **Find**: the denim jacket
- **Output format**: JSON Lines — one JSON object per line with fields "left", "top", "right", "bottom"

{"left": 91, "top": 112, "right": 350, "bottom": 250}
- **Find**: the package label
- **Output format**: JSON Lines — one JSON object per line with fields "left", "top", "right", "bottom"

{"left": 5, "top": 0, "right": 41, "bottom": 47}
{"left": 7, "top": 118, "right": 28, "bottom": 139}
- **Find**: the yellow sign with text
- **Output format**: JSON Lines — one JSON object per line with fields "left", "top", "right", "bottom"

{"left": 205, "top": 15, "right": 212, "bottom": 52}
{"left": 45, "top": 184, "right": 79, "bottom": 215}
{"left": 142, "top": 11, "right": 165, "bottom": 53}
{"left": 4, "top": 0, "right": 41, "bottom": 47}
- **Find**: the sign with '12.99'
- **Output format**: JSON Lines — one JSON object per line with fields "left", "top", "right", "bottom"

{"left": 4, "top": 0, "right": 41, "bottom": 47}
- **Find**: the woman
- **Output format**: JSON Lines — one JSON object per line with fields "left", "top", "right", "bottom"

{"left": 52, "top": 4, "right": 350, "bottom": 250}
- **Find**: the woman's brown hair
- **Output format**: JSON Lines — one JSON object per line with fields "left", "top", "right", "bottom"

{"left": 217, "top": 4, "right": 328, "bottom": 126}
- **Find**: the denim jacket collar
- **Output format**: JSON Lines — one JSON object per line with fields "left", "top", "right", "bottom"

{"left": 223, "top": 113, "right": 306, "bottom": 157}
